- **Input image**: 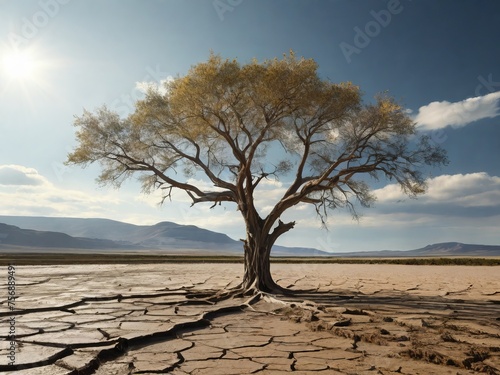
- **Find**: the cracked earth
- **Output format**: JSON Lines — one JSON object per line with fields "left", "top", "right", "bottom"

{"left": 1, "top": 263, "right": 499, "bottom": 374}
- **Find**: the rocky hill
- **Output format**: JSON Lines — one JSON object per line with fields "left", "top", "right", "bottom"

{"left": 1, "top": 216, "right": 499, "bottom": 256}
{"left": 0, "top": 216, "right": 328, "bottom": 256}
{"left": 0, "top": 223, "right": 136, "bottom": 250}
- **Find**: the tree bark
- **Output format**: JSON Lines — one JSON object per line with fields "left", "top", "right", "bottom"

{"left": 242, "top": 240, "right": 277, "bottom": 292}
{"left": 240, "top": 216, "right": 295, "bottom": 293}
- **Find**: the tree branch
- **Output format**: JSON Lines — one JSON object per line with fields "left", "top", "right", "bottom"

{"left": 268, "top": 220, "right": 296, "bottom": 247}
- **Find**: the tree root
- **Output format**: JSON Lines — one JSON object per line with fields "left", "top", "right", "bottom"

{"left": 184, "top": 280, "right": 295, "bottom": 305}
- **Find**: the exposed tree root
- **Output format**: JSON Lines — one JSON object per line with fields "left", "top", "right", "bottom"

{"left": 6, "top": 273, "right": 499, "bottom": 375}
{"left": 184, "top": 281, "right": 294, "bottom": 305}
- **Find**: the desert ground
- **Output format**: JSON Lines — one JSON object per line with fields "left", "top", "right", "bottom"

{"left": 0, "top": 263, "right": 499, "bottom": 375}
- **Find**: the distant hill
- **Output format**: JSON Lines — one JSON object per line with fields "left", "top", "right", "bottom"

{"left": 334, "top": 242, "right": 500, "bottom": 257}
{"left": 1, "top": 216, "right": 498, "bottom": 257}
{"left": 0, "top": 223, "right": 138, "bottom": 250}
{"left": 407, "top": 242, "right": 500, "bottom": 256}
{"left": 0, "top": 216, "right": 329, "bottom": 256}
{"left": 0, "top": 216, "right": 236, "bottom": 247}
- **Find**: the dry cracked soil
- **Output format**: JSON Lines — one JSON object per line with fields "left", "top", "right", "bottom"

{"left": 0, "top": 263, "right": 499, "bottom": 375}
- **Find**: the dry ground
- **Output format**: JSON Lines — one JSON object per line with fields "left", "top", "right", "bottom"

{"left": 0, "top": 263, "right": 499, "bottom": 374}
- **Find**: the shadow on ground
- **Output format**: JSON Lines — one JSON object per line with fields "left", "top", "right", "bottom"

{"left": 1, "top": 264, "right": 498, "bottom": 374}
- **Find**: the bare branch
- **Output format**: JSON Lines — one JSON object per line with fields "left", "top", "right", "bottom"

{"left": 67, "top": 53, "right": 447, "bottom": 290}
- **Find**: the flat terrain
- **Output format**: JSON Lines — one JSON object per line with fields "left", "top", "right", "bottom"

{"left": 1, "top": 263, "right": 499, "bottom": 374}
{"left": 1, "top": 252, "right": 499, "bottom": 265}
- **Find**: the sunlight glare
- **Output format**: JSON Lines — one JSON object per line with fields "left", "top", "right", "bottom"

{"left": 2, "top": 49, "right": 38, "bottom": 80}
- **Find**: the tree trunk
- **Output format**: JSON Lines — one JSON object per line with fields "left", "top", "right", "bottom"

{"left": 240, "top": 219, "right": 295, "bottom": 293}
{"left": 242, "top": 239, "right": 279, "bottom": 293}
{"left": 237, "top": 192, "right": 296, "bottom": 293}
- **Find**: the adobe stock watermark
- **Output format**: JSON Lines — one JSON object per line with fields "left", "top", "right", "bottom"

{"left": 6, "top": 264, "right": 17, "bottom": 366}
{"left": 213, "top": 0, "right": 243, "bottom": 21}
{"left": 109, "top": 64, "right": 170, "bottom": 118}
{"left": 51, "top": 146, "right": 74, "bottom": 183}
{"left": 340, "top": 0, "right": 407, "bottom": 64}
{"left": 429, "top": 128, "right": 448, "bottom": 145}
{"left": 475, "top": 74, "right": 500, "bottom": 96}
{"left": 51, "top": 64, "right": 170, "bottom": 182}
{"left": 2, "top": 0, "right": 72, "bottom": 50}
{"left": 317, "top": 232, "right": 336, "bottom": 254}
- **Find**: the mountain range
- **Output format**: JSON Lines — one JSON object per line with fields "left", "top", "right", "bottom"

{"left": 0, "top": 216, "right": 328, "bottom": 256}
{"left": 330, "top": 242, "right": 500, "bottom": 257}
{"left": 0, "top": 216, "right": 499, "bottom": 257}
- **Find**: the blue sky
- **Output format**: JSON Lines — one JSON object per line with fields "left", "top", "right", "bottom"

{"left": 0, "top": 0, "right": 499, "bottom": 252}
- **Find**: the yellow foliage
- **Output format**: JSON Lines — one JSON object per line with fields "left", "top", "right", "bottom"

{"left": 67, "top": 51, "right": 445, "bottom": 208}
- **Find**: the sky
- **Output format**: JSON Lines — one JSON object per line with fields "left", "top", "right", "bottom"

{"left": 0, "top": 0, "right": 499, "bottom": 252}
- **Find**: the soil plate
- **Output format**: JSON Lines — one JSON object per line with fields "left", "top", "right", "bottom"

{"left": 1, "top": 263, "right": 499, "bottom": 374}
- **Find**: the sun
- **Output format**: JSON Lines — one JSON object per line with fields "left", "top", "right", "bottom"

{"left": 2, "top": 49, "right": 38, "bottom": 81}
{"left": 1, "top": 46, "right": 63, "bottom": 101}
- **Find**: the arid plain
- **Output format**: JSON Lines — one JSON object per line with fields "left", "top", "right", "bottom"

{"left": 1, "top": 263, "right": 499, "bottom": 374}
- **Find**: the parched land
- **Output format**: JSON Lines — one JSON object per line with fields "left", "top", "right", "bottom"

{"left": 0, "top": 262, "right": 499, "bottom": 374}
{"left": 1, "top": 252, "right": 500, "bottom": 266}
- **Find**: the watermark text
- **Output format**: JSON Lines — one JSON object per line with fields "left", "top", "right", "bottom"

{"left": 6, "top": 264, "right": 17, "bottom": 366}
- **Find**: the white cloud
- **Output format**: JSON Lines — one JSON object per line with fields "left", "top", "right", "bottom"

{"left": 136, "top": 76, "right": 174, "bottom": 96}
{"left": 424, "top": 173, "right": 500, "bottom": 205}
{"left": 305, "top": 172, "right": 500, "bottom": 250}
{"left": 374, "top": 172, "right": 500, "bottom": 211}
{"left": 414, "top": 91, "right": 500, "bottom": 130}
{"left": 2, "top": 165, "right": 497, "bottom": 251}
{"left": 376, "top": 172, "right": 499, "bottom": 201}
{"left": 0, "top": 165, "right": 47, "bottom": 186}
{"left": 0, "top": 164, "right": 122, "bottom": 218}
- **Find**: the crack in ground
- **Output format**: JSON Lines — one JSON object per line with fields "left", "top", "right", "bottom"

{"left": 0, "top": 347, "right": 74, "bottom": 371}
{"left": 18, "top": 277, "right": 52, "bottom": 286}
{"left": 3, "top": 265, "right": 498, "bottom": 374}
{"left": 66, "top": 300, "right": 253, "bottom": 374}
{"left": 0, "top": 290, "right": 192, "bottom": 318}
{"left": 144, "top": 341, "right": 194, "bottom": 374}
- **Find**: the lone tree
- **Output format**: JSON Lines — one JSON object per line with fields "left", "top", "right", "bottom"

{"left": 67, "top": 52, "right": 447, "bottom": 294}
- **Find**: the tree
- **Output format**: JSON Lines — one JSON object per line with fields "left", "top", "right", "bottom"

{"left": 67, "top": 52, "right": 447, "bottom": 294}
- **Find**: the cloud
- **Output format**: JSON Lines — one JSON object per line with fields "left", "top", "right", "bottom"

{"left": 2, "top": 165, "right": 497, "bottom": 251}
{"left": 124, "top": 171, "right": 500, "bottom": 250}
{"left": 0, "top": 165, "right": 47, "bottom": 186}
{"left": 414, "top": 91, "right": 500, "bottom": 130}
{"left": 374, "top": 172, "right": 500, "bottom": 216}
{"left": 136, "top": 76, "right": 174, "bottom": 96}
{"left": 0, "top": 164, "right": 122, "bottom": 218}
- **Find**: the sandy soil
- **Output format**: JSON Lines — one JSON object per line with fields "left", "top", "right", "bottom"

{"left": 0, "top": 263, "right": 499, "bottom": 374}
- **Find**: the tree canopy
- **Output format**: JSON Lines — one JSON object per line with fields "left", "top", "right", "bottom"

{"left": 67, "top": 52, "right": 447, "bottom": 293}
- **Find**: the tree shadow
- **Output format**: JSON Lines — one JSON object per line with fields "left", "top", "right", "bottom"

{"left": 277, "top": 288, "right": 500, "bottom": 320}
